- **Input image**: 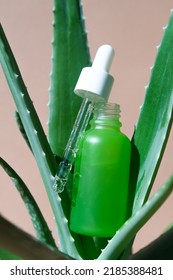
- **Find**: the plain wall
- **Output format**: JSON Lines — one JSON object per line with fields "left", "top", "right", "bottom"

{"left": 0, "top": 0, "right": 173, "bottom": 253}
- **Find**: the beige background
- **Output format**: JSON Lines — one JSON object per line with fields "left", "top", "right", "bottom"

{"left": 0, "top": 0, "right": 173, "bottom": 253}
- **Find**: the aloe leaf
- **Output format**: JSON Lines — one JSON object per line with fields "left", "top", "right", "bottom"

{"left": 48, "top": 0, "right": 97, "bottom": 259}
{"left": 0, "top": 248, "right": 21, "bottom": 260}
{"left": 0, "top": 24, "right": 81, "bottom": 259}
{"left": 130, "top": 11, "right": 173, "bottom": 215}
{"left": 48, "top": 0, "right": 90, "bottom": 157}
{"left": 0, "top": 157, "right": 56, "bottom": 248}
{"left": 98, "top": 175, "right": 173, "bottom": 260}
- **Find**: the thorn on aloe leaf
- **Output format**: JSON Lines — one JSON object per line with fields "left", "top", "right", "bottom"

{"left": 14, "top": 111, "right": 32, "bottom": 152}
{"left": 156, "top": 44, "right": 161, "bottom": 50}
{"left": 163, "top": 25, "right": 168, "bottom": 30}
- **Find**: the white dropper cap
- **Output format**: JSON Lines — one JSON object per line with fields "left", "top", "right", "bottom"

{"left": 74, "top": 45, "right": 115, "bottom": 103}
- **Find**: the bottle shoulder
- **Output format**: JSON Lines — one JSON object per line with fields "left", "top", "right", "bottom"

{"left": 79, "top": 126, "right": 131, "bottom": 146}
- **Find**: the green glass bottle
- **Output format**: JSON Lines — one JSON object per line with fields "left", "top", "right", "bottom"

{"left": 70, "top": 103, "right": 131, "bottom": 237}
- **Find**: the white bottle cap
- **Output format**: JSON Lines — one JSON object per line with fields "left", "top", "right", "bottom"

{"left": 74, "top": 45, "right": 115, "bottom": 103}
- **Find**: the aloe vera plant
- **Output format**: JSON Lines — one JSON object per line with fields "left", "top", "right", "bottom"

{"left": 0, "top": 1, "right": 173, "bottom": 260}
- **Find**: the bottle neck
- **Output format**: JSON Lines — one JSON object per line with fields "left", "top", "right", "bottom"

{"left": 90, "top": 103, "right": 121, "bottom": 130}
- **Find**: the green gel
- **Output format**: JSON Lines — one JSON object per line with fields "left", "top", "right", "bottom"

{"left": 70, "top": 103, "right": 131, "bottom": 237}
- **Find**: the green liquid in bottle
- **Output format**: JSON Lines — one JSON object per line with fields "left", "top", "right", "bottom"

{"left": 70, "top": 103, "right": 131, "bottom": 237}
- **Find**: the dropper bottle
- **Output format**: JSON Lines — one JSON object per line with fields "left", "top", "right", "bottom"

{"left": 53, "top": 45, "right": 115, "bottom": 193}
{"left": 70, "top": 102, "right": 131, "bottom": 237}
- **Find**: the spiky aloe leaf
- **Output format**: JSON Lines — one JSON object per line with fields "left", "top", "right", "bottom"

{"left": 98, "top": 175, "right": 173, "bottom": 260}
{"left": 48, "top": 0, "right": 99, "bottom": 259}
{"left": 130, "top": 11, "right": 173, "bottom": 215}
{"left": 48, "top": 0, "right": 90, "bottom": 157}
{"left": 0, "top": 23, "right": 81, "bottom": 259}
{"left": 0, "top": 157, "right": 56, "bottom": 248}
